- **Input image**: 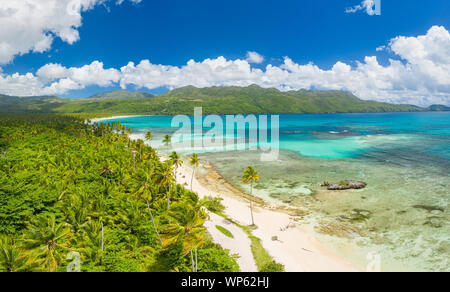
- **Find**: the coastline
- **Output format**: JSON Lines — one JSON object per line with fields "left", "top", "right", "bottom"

{"left": 94, "top": 115, "right": 361, "bottom": 272}
{"left": 174, "top": 159, "right": 360, "bottom": 272}
{"left": 90, "top": 115, "right": 146, "bottom": 123}
{"left": 87, "top": 111, "right": 449, "bottom": 125}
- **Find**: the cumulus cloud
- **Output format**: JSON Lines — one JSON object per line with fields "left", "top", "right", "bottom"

{"left": 0, "top": 26, "right": 449, "bottom": 106}
{"left": 0, "top": 0, "right": 141, "bottom": 64}
{"left": 118, "top": 26, "right": 450, "bottom": 106}
{"left": 120, "top": 57, "right": 263, "bottom": 90}
{"left": 246, "top": 51, "right": 265, "bottom": 64}
{"left": 0, "top": 61, "right": 120, "bottom": 96}
{"left": 346, "top": 0, "right": 379, "bottom": 15}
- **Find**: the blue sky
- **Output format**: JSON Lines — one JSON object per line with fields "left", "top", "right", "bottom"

{"left": 0, "top": 0, "right": 449, "bottom": 105}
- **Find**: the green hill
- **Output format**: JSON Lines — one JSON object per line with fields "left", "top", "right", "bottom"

{"left": 52, "top": 85, "right": 425, "bottom": 115}
{"left": 0, "top": 90, "right": 152, "bottom": 114}
{"left": 157, "top": 85, "right": 425, "bottom": 114}
{"left": 86, "top": 90, "right": 154, "bottom": 101}
{"left": 428, "top": 104, "right": 450, "bottom": 111}
{"left": 0, "top": 94, "right": 67, "bottom": 114}
{"left": 0, "top": 85, "right": 441, "bottom": 116}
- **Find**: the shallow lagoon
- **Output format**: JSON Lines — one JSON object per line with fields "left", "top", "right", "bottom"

{"left": 102, "top": 112, "right": 450, "bottom": 271}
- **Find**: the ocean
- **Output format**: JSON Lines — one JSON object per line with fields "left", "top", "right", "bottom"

{"left": 100, "top": 112, "right": 450, "bottom": 271}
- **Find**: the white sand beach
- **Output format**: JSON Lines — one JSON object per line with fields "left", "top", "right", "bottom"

{"left": 174, "top": 161, "right": 360, "bottom": 272}
{"left": 90, "top": 115, "right": 147, "bottom": 123}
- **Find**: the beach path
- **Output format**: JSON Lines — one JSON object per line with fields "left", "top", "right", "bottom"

{"left": 173, "top": 163, "right": 258, "bottom": 272}
{"left": 205, "top": 212, "right": 258, "bottom": 272}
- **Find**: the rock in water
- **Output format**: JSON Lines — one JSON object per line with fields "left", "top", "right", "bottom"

{"left": 327, "top": 180, "right": 367, "bottom": 190}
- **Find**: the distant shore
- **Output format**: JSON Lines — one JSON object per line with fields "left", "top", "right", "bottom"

{"left": 89, "top": 115, "right": 145, "bottom": 123}
{"left": 87, "top": 111, "right": 450, "bottom": 125}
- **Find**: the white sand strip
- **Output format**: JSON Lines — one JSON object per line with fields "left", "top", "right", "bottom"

{"left": 90, "top": 115, "right": 146, "bottom": 123}
{"left": 175, "top": 162, "right": 360, "bottom": 272}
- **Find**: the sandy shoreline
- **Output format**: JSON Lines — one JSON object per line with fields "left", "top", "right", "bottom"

{"left": 90, "top": 115, "right": 146, "bottom": 123}
{"left": 174, "top": 160, "right": 360, "bottom": 272}
{"left": 96, "top": 116, "right": 360, "bottom": 272}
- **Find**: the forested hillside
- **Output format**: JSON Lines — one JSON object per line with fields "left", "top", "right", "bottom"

{"left": 0, "top": 115, "right": 238, "bottom": 272}
{"left": 0, "top": 85, "right": 438, "bottom": 116}
{"left": 52, "top": 85, "right": 425, "bottom": 115}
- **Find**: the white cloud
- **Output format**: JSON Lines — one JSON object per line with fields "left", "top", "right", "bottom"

{"left": 36, "top": 63, "right": 70, "bottom": 82}
{"left": 70, "top": 61, "right": 121, "bottom": 87}
{"left": 0, "top": 0, "right": 141, "bottom": 64}
{"left": 346, "top": 0, "right": 378, "bottom": 15}
{"left": 117, "top": 26, "right": 450, "bottom": 106}
{"left": 120, "top": 57, "right": 263, "bottom": 90}
{"left": 0, "top": 26, "right": 449, "bottom": 106}
{"left": 0, "top": 61, "right": 120, "bottom": 96}
{"left": 246, "top": 51, "right": 265, "bottom": 64}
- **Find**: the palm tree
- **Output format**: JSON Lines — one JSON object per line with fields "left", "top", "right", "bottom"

{"left": 132, "top": 150, "right": 137, "bottom": 173}
{"left": 101, "top": 220, "right": 104, "bottom": 254}
{"left": 144, "top": 147, "right": 157, "bottom": 161}
{"left": 80, "top": 221, "right": 103, "bottom": 265}
{"left": 0, "top": 236, "right": 31, "bottom": 272}
{"left": 162, "top": 134, "right": 171, "bottom": 147}
{"left": 242, "top": 166, "right": 260, "bottom": 226}
{"left": 136, "top": 139, "right": 145, "bottom": 158}
{"left": 181, "top": 192, "right": 204, "bottom": 272}
{"left": 118, "top": 199, "right": 146, "bottom": 235}
{"left": 161, "top": 202, "right": 207, "bottom": 272}
{"left": 91, "top": 188, "right": 112, "bottom": 257}
{"left": 145, "top": 131, "right": 153, "bottom": 142}
{"left": 99, "top": 166, "right": 115, "bottom": 178}
{"left": 169, "top": 151, "right": 183, "bottom": 182}
{"left": 145, "top": 193, "right": 163, "bottom": 246}
{"left": 155, "top": 161, "right": 175, "bottom": 208}
{"left": 132, "top": 170, "right": 163, "bottom": 245}
{"left": 23, "top": 215, "right": 71, "bottom": 272}
{"left": 132, "top": 169, "right": 153, "bottom": 201}
{"left": 189, "top": 154, "right": 200, "bottom": 191}
{"left": 61, "top": 193, "right": 90, "bottom": 234}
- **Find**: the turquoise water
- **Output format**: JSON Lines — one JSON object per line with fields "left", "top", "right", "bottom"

{"left": 101, "top": 112, "right": 450, "bottom": 271}
{"left": 103, "top": 112, "right": 450, "bottom": 160}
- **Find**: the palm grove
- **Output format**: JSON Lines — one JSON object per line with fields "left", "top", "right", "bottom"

{"left": 0, "top": 115, "right": 239, "bottom": 272}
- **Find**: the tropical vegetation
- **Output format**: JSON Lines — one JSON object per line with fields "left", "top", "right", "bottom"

{"left": 242, "top": 166, "right": 260, "bottom": 227}
{"left": 189, "top": 154, "right": 200, "bottom": 192}
{"left": 0, "top": 114, "right": 239, "bottom": 272}
{"left": 216, "top": 226, "right": 234, "bottom": 239}
{"left": 1, "top": 85, "right": 444, "bottom": 116}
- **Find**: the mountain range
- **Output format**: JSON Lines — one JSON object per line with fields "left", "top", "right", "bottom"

{"left": 0, "top": 85, "right": 448, "bottom": 116}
